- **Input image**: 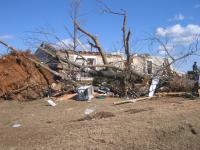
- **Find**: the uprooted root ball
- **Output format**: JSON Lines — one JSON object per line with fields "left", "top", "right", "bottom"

{"left": 0, "top": 51, "right": 54, "bottom": 101}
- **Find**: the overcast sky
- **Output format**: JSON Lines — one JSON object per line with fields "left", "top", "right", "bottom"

{"left": 0, "top": 0, "right": 200, "bottom": 72}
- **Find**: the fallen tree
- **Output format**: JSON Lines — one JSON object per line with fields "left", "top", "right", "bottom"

{"left": 31, "top": 7, "right": 200, "bottom": 98}
{"left": 1, "top": 2, "right": 199, "bottom": 100}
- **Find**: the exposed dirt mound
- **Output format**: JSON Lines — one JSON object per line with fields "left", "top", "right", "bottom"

{"left": 0, "top": 51, "right": 54, "bottom": 101}
{"left": 77, "top": 111, "right": 115, "bottom": 121}
{"left": 125, "top": 107, "right": 154, "bottom": 114}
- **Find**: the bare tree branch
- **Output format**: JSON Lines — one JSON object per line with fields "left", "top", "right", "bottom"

{"left": 28, "top": 57, "right": 79, "bottom": 86}
{"left": 152, "top": 36, "right": 175, "bottom": 61}
{"left": 97, "top": 0, "right": 126, "bottom": 16}
{"left": 126, "top": 30, "right": 131, "bottom": 64}
{"left": 75, "top": 21, "right": 108, "bottom": 64}
{"left": 0, "top": 39, "right": 17, "bottom": 52}
{"left": 97, "top": 2, "right": 131, "bottom": 67}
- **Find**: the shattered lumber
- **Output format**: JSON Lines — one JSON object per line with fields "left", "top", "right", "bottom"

{"left": 28, "top": 57, "right": 79, "bottom": 86}
{"left": 156, "top": 92, "right": 191, "bottom": 97}
{"left": 39, "top": 46, "right": 122, "bottom": 71}
{"left": 38, "top": 45, "right": 142, "bottom": 79}
{"left": 114, "top": 96, "right": 155, "bottom": 105}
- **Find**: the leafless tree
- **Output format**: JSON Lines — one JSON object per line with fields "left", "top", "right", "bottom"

{"left": 70, "top": 0, "right": 81, "bottom": 51}
{"left": 96, "top": 0, "right": 134, "bottom": 96}
{"left": 149, "top": 34, "right": 200, "bottom": 73}
{"left": 21, "top": 1, "right": 141, "bottom": 97}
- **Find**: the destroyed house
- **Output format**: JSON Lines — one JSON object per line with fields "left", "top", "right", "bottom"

{"left": 35, "top": 43, "right": 124, "bottom": 70}
{"left": 35, "top": 44, "right": 170, "bottom": 76}
{"left": 130, "top": 54, "right": 170, "bottom": 75}
{"left": 34, "top": 43, "right": 62, "bottom": 70}
{"left": 67, "top": 51, "right": 124, "bottom": 70}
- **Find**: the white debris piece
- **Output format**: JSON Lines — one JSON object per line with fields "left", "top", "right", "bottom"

{"left": 149, "top": 78, "right": 159, "bottom": 97}
{"left": 47, "top": 99, "right": 57, "bottom": 106}
{"left": 84, "top": 108, "right": 94, "bottom": 115}
{"left": 12, "top": 124, "right": 21, "bottom": 128}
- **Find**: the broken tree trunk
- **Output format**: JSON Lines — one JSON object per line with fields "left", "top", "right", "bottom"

{"left": 75, "top": 22, "right": 108, "bottom": 65}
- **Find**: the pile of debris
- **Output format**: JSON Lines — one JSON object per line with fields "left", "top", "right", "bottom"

{"left": 0, "top": 51, "right": 54, "bottom": 101}
{"left": 0, "top": 38, "right": 198, "bottom": 102}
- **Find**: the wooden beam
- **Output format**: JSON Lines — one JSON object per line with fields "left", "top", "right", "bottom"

{"left": 114, "top": 96, "right": 155, "bottom": 105}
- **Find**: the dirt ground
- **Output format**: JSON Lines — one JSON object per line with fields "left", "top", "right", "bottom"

{"left": 0, "top": 97, "right": 200, "bottom": 150}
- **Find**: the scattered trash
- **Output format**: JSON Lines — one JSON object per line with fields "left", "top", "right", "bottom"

{"left": 76, "top": 85, "right": 94, "bottom": 101}
{"left": 47, "top": 99, "right": 57, "bottom": 106}
{"left": 97, "top": 87, "right": 111, "bottom": 94}
{"left": 12, "top": 123, "right": 21, "bottom": 128}
{"left": 96, "top": 95, "right": 106, "bottom": 100}
{"left": 84, "top": 108, "right": 94, "bottom": 115}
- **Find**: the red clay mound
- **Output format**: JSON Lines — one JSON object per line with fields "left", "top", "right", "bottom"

{"left": 0, "top": 51, "right": 54, "bottom": 101}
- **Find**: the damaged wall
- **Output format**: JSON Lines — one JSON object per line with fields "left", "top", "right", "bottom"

{"left": 131, "top": 54, "right": 166, "bottom": 75}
